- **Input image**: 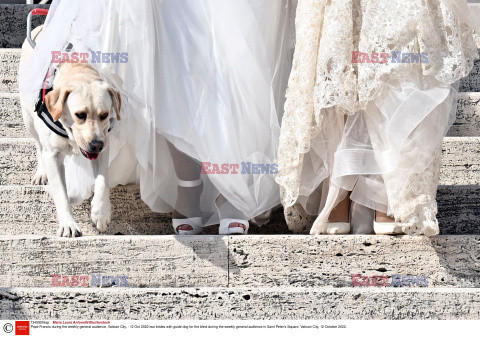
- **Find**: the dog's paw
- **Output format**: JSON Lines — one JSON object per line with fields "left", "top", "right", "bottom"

{"left": 31, "top": 171, "right": 48, "bottom": 185}
{"left": 91, "top": 198, "right": 111, "bottom": 233}
{"left": 57, "top": 222, "right": 82, "bottom": 238}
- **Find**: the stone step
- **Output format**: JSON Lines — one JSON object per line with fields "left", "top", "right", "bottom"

{"left": 0, "top": 184, "right": 290, "bottom": 236}
{"left": 461, "top": 2, "right": 480, "bottom": 91}
{"left": 0, "top": 235, "right": 479, "bottom": 288}
{"left": 0, "top": 287, "right": 479, "bottom": 319}
{"left": 460, "top": 60, "right": 480, "bottom": 92}
{"left": 1, "top": 137, "right": 479, "bottom": 186}
{"left": 1, "top": 92, "right": 480, "bottom": 138}
{"left": 0, "top": 4, "right": 49, "bottom": 49}
{"left": 0, "top": 49, "right": 21, "bottom": 93}
{"left": 0, "top": 235, "right": 228, "bottom": 288}
{"left": 441, "top": 137, "right": 480, "bottom": 185}
{"left": 0, "top": 185, "right": 478, "bottom": 235}
{"left": 450, "top": 92, "right": 480, "bottom": 136}
{"left": 0, "top": 185, "right": 172, "bottom": 236}
{"left": 228, "top": 235, "right": 480, "bottom": 288}
{"left": 0, "top": 93, "right": 25, "bottom": 137}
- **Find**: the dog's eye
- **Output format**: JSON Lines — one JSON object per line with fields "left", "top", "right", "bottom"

{"left": 75, "top": 112, "right": 87, "bottom": 120}
{"left": 100, "top": 113, "right": 109, "bottom": 121}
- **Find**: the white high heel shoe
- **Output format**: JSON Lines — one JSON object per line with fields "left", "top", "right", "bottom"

{"left": 172, "top": 178, "right": 203, "bottom": 235}
{"left": 219, "top": 219, "right": 249, "bottom": 235}
{"left": 325, "top": 222, "right": 350, "bottom": 234}
{"left": 373, "top": 211, "right": 403, "bottom": 235}
{"left": 325, "top": 198, "right": 351, "bottom": 235}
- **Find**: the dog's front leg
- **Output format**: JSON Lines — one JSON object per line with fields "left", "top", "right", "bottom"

{"left": 91, "top": 148, "right": 111, "bottom": 233}
{"left": 32, "top": 142, "right": 48, "bottom": 185}
{"left": 41, "top": 150, "right": 82, "bottom": 237}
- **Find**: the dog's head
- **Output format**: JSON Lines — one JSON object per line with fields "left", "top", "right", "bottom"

{"left": 45, "top": 72, "right": 121, "bottom": 161}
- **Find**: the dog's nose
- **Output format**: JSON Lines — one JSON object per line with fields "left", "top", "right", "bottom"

{"left": 89, "top": 140, "right": 104, "bottom": 153}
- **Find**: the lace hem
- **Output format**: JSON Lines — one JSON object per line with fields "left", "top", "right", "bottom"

{"left": 401, "top": 202, "right": 440, "bottom": 237}
{"left": 277, "top": 0, "right": 478, "bottom": 211}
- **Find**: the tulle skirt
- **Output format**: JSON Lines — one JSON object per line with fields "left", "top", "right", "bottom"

{"left": 276, "top": 0, "right": 478, "bottom": 235}
{"left": 19, "top": 0, "right": 296, "bottom": 224}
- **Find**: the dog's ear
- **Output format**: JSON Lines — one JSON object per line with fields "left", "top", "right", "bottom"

{"left": 45, "top": 86, "right": 74, "bottom": 122}
{"left": 107, "top": 87, "right": 122, "bottom": 121}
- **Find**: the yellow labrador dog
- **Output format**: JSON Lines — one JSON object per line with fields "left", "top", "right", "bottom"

{"left": 20, "top": 26, "right": 121, "bottom": 237}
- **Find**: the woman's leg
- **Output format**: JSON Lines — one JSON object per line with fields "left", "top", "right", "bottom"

{"left": 325, "top": 115, "right": 351, "bottom": 234}
{"left": 167, "top": 142, "right": 203, "bottom": 234}
{"left": 375, "top": 211, "right": 395, "bottom": 223}
{"left": 167, "top": 141, "right": 250, "bottom": 235}
{"left": 327, "top": 195, "right": 350, "bottom": 223}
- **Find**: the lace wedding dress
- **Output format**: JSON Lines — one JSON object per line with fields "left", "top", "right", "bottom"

{"left": 276, "top": 0, "right": 478, "bottom": 235}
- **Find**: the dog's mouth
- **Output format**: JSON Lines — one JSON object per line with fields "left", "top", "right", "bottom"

{"left": 80, "top": 148, "right": 99, "bottom": 161}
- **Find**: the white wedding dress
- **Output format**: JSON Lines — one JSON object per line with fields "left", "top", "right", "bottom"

{"left": 19, "top": 0, "right": 296, "bottom": 225}
{"left": 276, "top": 0, "right": 478, "bottom": 235}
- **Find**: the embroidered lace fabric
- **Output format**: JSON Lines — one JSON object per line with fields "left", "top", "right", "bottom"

{"left": 277, "top": 0, "right": 478, "bottom": 235}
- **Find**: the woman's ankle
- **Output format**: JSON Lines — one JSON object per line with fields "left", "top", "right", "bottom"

{"left": 375, "top": 211, "right": 395, "bottom": 223}
{"left": 172, "top": 209, "right": 202, "bottom": 219}
{"left": 173, "top": 183, "right": 203, "bottom": 219}
{"left": 328, "top": 195, "right": 350, "bottom": 223}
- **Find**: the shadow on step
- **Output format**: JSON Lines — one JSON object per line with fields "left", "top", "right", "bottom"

{"left": 437, "top": 185, "right": 480, "bottom": 235}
